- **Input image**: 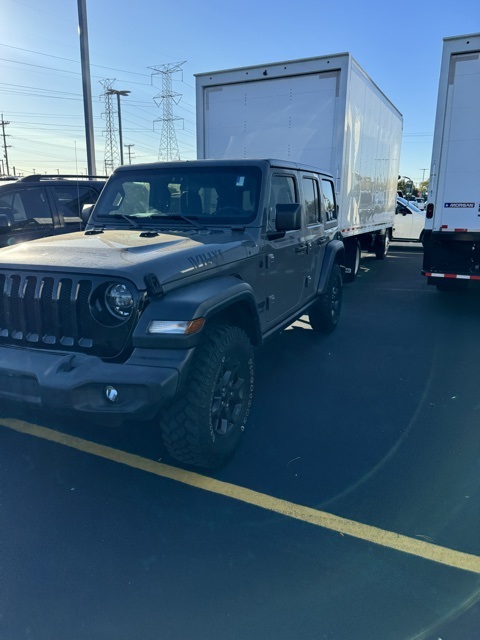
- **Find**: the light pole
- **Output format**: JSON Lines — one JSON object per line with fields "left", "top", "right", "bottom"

{"left": 106, "top": 89, "right": 130, "bottom": 165}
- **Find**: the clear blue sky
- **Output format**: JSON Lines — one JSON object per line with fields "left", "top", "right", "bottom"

{"left": 1, "top": 0, "right": 478, "bottom": 182}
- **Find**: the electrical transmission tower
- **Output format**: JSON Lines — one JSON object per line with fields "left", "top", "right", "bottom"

{"left": 100, "top": 79, "right": 120, "bottom": 174}
{"left": 150, "top": 62, "right": 185, "bottom": 162}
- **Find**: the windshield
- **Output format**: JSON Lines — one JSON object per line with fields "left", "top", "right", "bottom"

{"left": 398, "top": 197, "right": 422, "bottom": 213}
{"left": 93, "top": 166, "right": 262, "bottom": 225}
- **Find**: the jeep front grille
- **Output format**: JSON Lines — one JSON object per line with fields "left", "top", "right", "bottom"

{"left": 0, "top": 271, "right": 135, "bottom": 357}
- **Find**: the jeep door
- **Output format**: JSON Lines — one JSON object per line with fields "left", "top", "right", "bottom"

{"left": 264, "top": 172, "right": 309, "bottom": 324}
{"left": 300, "top": 173, "right": 329, "bottom": 302}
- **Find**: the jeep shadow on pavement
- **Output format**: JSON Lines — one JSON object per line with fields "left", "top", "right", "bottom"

{"left": 0, "top": 159, "right": 344, "bottom": 468}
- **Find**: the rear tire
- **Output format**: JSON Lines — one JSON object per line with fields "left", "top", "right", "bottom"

{"left": 343, "top": 238, "right": 361, "bottom": 283}
{"left": 309, "top": 263, "right": 343, "bottom": 333}
{"left": 160, "top": 325, "right": 254, "bottom": 468}
{"left": 375, "top": 230, "right": 390, "bottom": 260}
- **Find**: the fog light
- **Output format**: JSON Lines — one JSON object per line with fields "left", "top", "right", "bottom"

{"left": 105, "top": 385, "right": 119, "bottom": 403}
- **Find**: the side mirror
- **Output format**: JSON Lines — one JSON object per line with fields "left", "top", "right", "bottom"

{"left": 81, "top": 203, "right": 94, "bottom": 225}
{"left": 0, "top": 212, "right": 13, "bottom": 232}
{"left": 276, "top": 203, "right": 302, "bottom": 231}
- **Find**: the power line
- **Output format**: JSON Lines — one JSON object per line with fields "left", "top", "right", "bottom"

{"left": 0, "top": 42, "right": 152, "bottom": 78}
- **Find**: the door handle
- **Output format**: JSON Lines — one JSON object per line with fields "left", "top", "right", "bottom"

{"left": 295, "top": 244, "right": 308, "bottom": 255}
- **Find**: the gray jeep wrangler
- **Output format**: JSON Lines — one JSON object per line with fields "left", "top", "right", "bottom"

{"left": 0, "top": 159, "right": 344, "bottom": 467}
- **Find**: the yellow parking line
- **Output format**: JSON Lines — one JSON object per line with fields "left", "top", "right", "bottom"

{"left": 2, "top": 417, "right": 480, "bottom": 575}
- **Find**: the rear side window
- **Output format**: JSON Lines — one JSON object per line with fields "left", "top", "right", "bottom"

{"left": 302, "top": 177, "right": 321, "bottom": 225}
{"left": 0, "top": 187, "right": 52, "bottom": 225}
{"left": 321, "top": 179, "right": 336, "bottom": 222}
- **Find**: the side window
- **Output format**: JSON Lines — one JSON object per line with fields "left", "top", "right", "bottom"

{"left": 0, "top": 192, "right": 15, "bottom": 220}
{"left": 52, "top": 186, "right": 100, "bottom": 219}
{"left": 302, "top": 177, "right": 321, "bottom": 225}
{"left": 268, "top": 175, "right": 297, "bottom": 230}
{"left": 321, "top": 179, "right": 336, "bottom": 222}
{"left": 0, "top": 188, "right": 51, "bottom": 225}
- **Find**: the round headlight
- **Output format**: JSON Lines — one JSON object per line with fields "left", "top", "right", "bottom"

{"left": 105, "top": 283, "right": 134, "bottom": 319}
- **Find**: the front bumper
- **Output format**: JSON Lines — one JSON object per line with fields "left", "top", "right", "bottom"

{"left": 0, "top": 345, "right": 195, "bottom": 421}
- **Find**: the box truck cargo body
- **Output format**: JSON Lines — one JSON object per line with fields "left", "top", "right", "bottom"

{"left": 422, "top": 33, "right": 480, "bottom": 289}
{"left": 196, "top": 53, "right": 403, "bottom": 280}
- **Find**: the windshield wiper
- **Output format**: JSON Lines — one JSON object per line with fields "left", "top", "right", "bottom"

{"left": 107, "top": 213, "right": 140, "bottom": 228}
{"left": 148, "top": 213, "right": 206, "bottom": 229}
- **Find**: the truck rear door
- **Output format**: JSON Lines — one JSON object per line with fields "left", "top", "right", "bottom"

{"left": 200, "top": 71, "right": 340, "bottom": 169}
{"left": 435, "top": 52, "right": 480, "bottom": 231}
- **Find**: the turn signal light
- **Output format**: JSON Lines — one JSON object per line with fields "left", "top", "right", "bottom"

{"left": 426, "top": 203, "right": 434, "bottom": 219}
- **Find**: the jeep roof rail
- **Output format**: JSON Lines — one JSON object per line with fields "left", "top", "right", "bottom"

{"left": 18, "top": 174, "right": 108, "bottom": 182}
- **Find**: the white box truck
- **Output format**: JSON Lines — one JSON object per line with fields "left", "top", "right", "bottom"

{"left": 196, "top": 53, "right": 403, "bottom": 281}
{"left": 422, "top": 33, "right": 480, "bottom": 289}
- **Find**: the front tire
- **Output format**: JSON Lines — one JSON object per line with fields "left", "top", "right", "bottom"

{"left": 160, "top": 325, "right": 254, "bottom": 468}
{"left": 309, "top": 263, "right": 343, "bottom": 333}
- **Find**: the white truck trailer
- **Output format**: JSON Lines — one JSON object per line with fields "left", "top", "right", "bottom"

{"left": 195, "top": 53, "right": 403, "bottom": 280}
{"left": 422, "top": 33, "right": 480, "bottom": 289}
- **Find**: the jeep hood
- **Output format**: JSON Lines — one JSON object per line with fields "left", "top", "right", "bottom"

{"left": 0, "top": 229, "right": 253, "bottom": 289}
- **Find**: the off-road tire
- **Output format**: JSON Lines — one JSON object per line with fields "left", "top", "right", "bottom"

{"left": 160, "top": 325, "right": 254, "bottom": 468}
{"left": 309, "top": 263, "right": 343, "bottom": 333}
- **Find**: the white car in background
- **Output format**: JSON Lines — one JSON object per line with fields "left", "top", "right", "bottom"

{"left": 393, "top": 197, "right": 425, "bottom": 242}
{"left": 413, "top": 197, "right": 426, "bottom": 210}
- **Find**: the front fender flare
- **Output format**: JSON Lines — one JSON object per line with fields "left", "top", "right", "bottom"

{"left": 133, "top": 276, "right": 260, "bottom": 348}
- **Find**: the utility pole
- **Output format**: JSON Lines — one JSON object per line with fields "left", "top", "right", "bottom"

{"left": 124, "top": 144, "right": 135, "bottom": 164}
{"left": 150, "top": 62, "right": 185, "bottom": 161}
{"left": 1, "top": 115, "right": 12, "bottom": 175}
{"left": 420, "top": 168, "right": 429, "bottom": 182}
{"left": 77, "top": 0, "right": 96, "bottom": 175}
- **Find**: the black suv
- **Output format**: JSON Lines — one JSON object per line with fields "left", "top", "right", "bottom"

{"left": 0, "top": 175, "right": 106, "bottom": 247}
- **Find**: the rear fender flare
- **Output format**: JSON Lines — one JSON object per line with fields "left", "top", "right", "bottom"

{"left": 317, "top": 240, "right": 345, "bottom": 294}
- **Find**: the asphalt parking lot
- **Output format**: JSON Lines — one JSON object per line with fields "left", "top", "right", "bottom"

{"left": 1, "top": 244, "right": 479, "bottom": 640}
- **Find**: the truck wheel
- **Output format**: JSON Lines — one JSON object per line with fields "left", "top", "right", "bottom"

{"left": 375, "top": 230, "right": 390, "bottom": 260}
{"left": 343, "top": 238, "right": 361, "bottom": 283}
{"left": 309, "top": 263, "right": 342, "bottom": 333}
{"left": 159, "top": 325, "right": 254, "bottom": 468}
